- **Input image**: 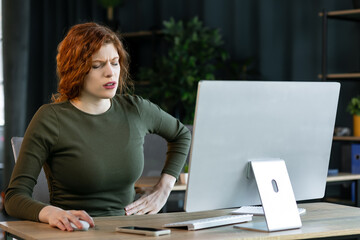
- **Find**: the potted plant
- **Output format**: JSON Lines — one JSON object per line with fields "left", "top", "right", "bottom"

{"left": 347, "top": 95, "right": 360, "bottom": 136}
{"left": 137, "top": 17, "right": 229, "bottom": 124}
{"left": 97, "top": 0, "right": 124, "bottom": 30}
{"left": 179, "top": 163, "right": 189, "bottom": 184}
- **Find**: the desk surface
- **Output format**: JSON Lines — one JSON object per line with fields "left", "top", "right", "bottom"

{"left": 136, "top": 176, "right": 186, "bottom": 191}
{"left": 138, "top": 173, "right": 360, "bottom": 191}
{"left": 1, "top": 202, "right": 360, "bottom": 240}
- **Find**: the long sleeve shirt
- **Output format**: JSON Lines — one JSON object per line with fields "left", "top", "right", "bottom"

{"left": 5, "top": 94, "right": 191, "bottom": 221}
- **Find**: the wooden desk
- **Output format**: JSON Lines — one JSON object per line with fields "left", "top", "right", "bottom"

{"left": 327, "top": 172, "right": 360, "bottom": 207}
{"left": 2, "top": 202, "right": 360, "bottom": 240}
{"left": 135, "top": 176, "right": 186, "bottom": 191}
{"left": 138, "top": 175, "right": 360, "bottom": 209}
{"left": 138, "top": 174, "right": 360, "bottom": 192}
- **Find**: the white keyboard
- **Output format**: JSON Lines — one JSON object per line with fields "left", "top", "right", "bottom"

{"left": 231, "top": 206, "right": 306, "bottom": 216}
{"left": 163, "top": 214, "right": 253, "bottom": 230}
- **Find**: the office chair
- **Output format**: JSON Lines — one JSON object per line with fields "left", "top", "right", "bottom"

{"left": 11, "top": 137, "right": 50, "bottom": 204}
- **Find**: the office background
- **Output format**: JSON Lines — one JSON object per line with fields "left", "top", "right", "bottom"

{"left": 1, "top": 0, "right": 360, "bottom": 197}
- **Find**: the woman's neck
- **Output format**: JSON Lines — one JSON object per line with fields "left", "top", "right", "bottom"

{"left": 70, "top": 97, "right": 111, "bottom": 115}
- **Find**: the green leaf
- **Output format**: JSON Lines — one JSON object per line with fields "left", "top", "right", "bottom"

{"left": 347, "top": 96, "right": 360, "bottom": 115}
{"left": 136, "top": 16, "right": 229, "bottom": 124}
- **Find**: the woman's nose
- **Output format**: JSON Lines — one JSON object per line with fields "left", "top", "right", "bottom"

{"left": 104, "top": 62, "right": 114, "bottom": 77}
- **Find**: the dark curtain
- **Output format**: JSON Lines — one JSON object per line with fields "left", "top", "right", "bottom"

{"left": 2, "top": 0, "right": 107, "bottom": 190}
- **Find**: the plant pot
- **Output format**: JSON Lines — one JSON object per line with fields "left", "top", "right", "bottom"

{"left": 353, "top": 115, "right": 360, "bottom": 136}
{"left": 179, "top": 173, "right": 188, "bottom": 184}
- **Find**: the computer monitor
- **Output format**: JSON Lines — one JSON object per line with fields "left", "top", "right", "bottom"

{"left": 184, "top": 81, "right": 340, "bottom": 212}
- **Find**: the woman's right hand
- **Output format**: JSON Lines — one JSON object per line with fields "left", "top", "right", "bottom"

{"left": 38, "top": 205, "right": 95, "bottom": 231}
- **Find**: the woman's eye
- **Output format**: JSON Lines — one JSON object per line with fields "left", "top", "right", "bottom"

{"left": 111, "top": 62, "right": 119, "bottom": 66}
{"left": 92, "top": 65, "right": 101, "bottom": 69}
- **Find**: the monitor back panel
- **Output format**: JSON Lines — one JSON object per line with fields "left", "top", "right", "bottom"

{"left": 184, "top": 81, "right": 340, "bottom": 212}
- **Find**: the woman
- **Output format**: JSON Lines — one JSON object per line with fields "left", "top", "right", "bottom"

{"left": 4, "top": 22, "right": 191, "bottom": 231}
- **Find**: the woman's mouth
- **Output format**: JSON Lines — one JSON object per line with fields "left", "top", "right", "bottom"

{"left": 103, "top": 81, "right": 117, "bottom": 89}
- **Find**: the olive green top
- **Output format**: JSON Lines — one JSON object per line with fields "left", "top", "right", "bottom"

{"left": 5, "top": 95, "right": 191, "bottom": 221}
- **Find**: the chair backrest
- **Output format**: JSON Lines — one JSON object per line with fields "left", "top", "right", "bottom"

{"left": 11, "top": 137, "right": 50, "bottom": 204}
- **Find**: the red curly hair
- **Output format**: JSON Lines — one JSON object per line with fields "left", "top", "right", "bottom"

{"left": 52, "top": 22, "right": 131, "bottom": 102}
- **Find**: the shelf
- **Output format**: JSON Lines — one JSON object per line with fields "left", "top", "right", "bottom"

{"left": 333, "top": 136, "right": 360, "bottom": 141}
{"left": 120, "top": 30, "right": 162, "bottom": 38}
{"left": 327, "top": 172, "right": 360, "bottom": 182}
{"left": 134, "top": 81, "right": 150, "bottom": 86}
{"left": 319, "top": 9, "right": 360, "bottom": 21}
{"left": 319, "top": 9, "right": 360, "bottom": 82}
{"left": 318, "top": 73, "right": 360, "bottom": 79}
{"left": 136, "top": 176, "right": 186, "bottom": 191}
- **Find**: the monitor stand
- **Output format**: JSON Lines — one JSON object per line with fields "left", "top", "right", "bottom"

{"left": 236, "top": 159, "right": 302, "bottom": 232}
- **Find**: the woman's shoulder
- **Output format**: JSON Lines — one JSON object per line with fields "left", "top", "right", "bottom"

{"left": 113, "top": 94, "right": 151, "bottom": 107}
{"left": 113, "top": 94, "right": 161, "bottom": 118}
{"left": 31, "top": 102, "right": 72, "bottom": 122}
{"left": 26, "top": 102, "right": 65, "bottom": 134}
{"left": 36, "top": 101, "right": 69, "bottom": 113}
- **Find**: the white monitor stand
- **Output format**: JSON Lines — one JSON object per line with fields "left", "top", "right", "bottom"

{"left": 236, "top": 159, "right": 302, "bottom": 232}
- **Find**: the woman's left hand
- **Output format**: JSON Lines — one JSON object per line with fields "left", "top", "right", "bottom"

{"left": 124, "top": 173, "right": 176, "bottom": 215}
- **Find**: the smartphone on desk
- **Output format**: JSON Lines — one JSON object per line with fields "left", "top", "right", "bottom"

{"left": 115, "top": 226, "right": 171, "bottom": 236}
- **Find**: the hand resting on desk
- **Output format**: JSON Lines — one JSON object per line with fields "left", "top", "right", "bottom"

{"left": 125, "top": 173, "right": 176, "bottom": 215}
{"left": 39, "top": 205, "right": 95, "bottom": 231}
{"left": 37, "top": 173, "right": 176, "bottom": 230}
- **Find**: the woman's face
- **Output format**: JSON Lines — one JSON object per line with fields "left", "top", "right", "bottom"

{"left": 81, "top": 43, "right": 120, "bottom": 101}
